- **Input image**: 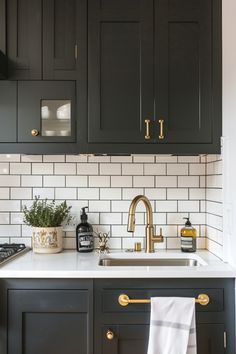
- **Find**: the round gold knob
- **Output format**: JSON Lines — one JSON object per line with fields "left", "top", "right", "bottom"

{"left": 106, "top": 330, "right": 114, "bottom": 340}
{"left": 31, "top": 129, "right": 39, "bottom": 137}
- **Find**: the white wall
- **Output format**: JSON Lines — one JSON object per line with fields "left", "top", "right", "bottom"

{"left": 222, "top": 0, "right": 236, "bottom": 266}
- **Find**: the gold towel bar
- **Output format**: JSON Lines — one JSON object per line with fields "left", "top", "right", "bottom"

{"left": 118, "top": 293, "right": 210, "bottom": 307}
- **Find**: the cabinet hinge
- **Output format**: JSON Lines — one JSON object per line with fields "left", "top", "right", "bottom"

{"left": 224, "top": 331, "right": 227, "bottom": 349}
{"left": 75, "top": 44, "right": 78, "bottom": 60}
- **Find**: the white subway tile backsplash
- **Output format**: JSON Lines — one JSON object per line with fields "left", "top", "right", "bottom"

{"left": 0, "top": 213, "right": 9, "bottom": 224}
{"left": 90, "top": 176, "right": 110, "bottom": 187}
{"left": 144, "top": 164, "right": 165, "bottom": 176}
{"left": 89, "top": 200, "right": 111, "bottom": 212}
{"left": 133, "top": 176, "right": 154, "bottom": 188}
{"left": 0, "top": 163, "right": 9, "bottom": 174}
{"left": 122, "top": 163, "right": 143, "bottom": 175}
{"left": 167, "top": 188, "right": 188, "bottom": 200}
{"left": 55, "top": 163, "right": 76, "bottom": 175}
{"left": 0, "top": 154, "right": 20, "bottom": 162}
{"left": 0, "top": 154, "right": 222, "bottom": 256}
{"left": 178, "top": 200, "right": 199, "bottom": 212}
{"left": 178, "top": 176, "right": 199, "bottom": 187}
{"left": 77, "top": 163, "right": 98, "bottom": 175}
{"left": 43, "top": 155, "right": 65, "bottom": 162}
{"left": 55, "top": 188, "right": 77, "bottom": 200}
{"left": 111, "top": 176, "right": 131, "bottom": 187}
{"left": 11, "top": 188, "right": 32, "bottom": 200}
{"left": 167, "top": 164, "right": 188, "bottom": 175}
{"left": 10, "top": 163, "right": 31, "bottom": 174}
{"left": 156, "top": 176, "right": 177, "bottom": 187}
{"left": 66, "top": 176, "right": 87, "bottom": 187}
{"left": 0, "top": 188, "right": 10, "bottom": 199}
{"left": 100, "top": 163, "right": 121, "bottom": 175}
{"left": 78, "top": 188, "right": 100, "bottom": 200}
{"left": 100, "top": 188, "right": 121, "bottom": 200}
{"left": 0, "top": 175, "right": 20, "bottom": 187}
{"left": 32, "top": 163, "right": 53, "bottom": 175}
{"left": 22, "top": 175, "right": 42, "bottom": 187}
{"left": 33, "top": 188, "right": 54, "bottom": 199}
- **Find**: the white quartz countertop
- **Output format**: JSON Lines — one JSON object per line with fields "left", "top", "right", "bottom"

{"left": 0, "top": 249, "right": 235, "bottom": 278}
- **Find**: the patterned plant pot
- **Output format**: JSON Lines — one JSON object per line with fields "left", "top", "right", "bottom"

{"left": 32, "top": 226, "right": 63, "bottom": 254}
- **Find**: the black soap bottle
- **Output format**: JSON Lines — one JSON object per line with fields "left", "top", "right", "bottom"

{"left": 76, "top": 207, "right": 94, "bottom": 252}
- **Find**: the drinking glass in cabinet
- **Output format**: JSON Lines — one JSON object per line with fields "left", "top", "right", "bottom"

{"left": 41, "top": 100, "right": 71, "bottom": 137}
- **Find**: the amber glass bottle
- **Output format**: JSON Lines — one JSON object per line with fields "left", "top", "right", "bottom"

{"left": 180, "top": 217, "right": 197, "bottom": 252}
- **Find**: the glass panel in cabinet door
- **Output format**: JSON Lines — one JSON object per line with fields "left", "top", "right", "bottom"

{"left": 41, "top": 100, "right": 71, "bottom": 137}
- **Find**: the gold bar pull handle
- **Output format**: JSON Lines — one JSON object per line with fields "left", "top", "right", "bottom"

{"left": 144, "top": 119, "right": 151, "bottom": 140}
{"left": 158, "top": 119, "right": 164, "bottom": 139}
{"left": 118, "top": 293, "right": 210, "bottom": 307}
{"left": 75, "top": 44, "right": 78, "bottom": 60}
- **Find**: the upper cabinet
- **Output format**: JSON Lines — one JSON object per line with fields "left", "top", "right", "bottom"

{"left": 87, "top": 0, "right": 222, "bottom": 154}
{"left": 0, "top": 0, "right": 222, "bottom": 154}
{"left": 6, "top": 0, "right": 81, "bottom": 80}
{"left": 7, "top": 0, "right": 42, "bottom": 80}
{"left": 88, "top": 0, "right": 154, "bottom": 144}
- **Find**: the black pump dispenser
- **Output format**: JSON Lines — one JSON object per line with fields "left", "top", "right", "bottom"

{"left": 183, "top": 217, "right": 192, "bottom": 227}
{"left": 76, "top": 207, "right": 94, "bottom": 252}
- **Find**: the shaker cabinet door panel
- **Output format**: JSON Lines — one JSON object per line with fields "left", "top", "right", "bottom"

{"left": 6, "top": 0, "right": 42, "bottom": 80}
{"left": 43, "top": 0, "right": 82, "bottom": 80}
{"left": 156, "top": 0, "right": 213, "bottom": 144}
{"left": 88, "top": 0, "right": 154, "bottom": 143}
{"left": 8, "top": 289, "right": 90, "bottom": 354}
{"left": 0, "top": 81, "right": 17, "bottom": 142}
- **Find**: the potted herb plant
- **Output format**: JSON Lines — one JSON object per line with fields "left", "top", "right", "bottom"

{"left": 23, "top": 197, "right": 72, "bottom": 254}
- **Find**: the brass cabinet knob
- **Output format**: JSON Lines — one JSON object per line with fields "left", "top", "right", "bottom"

{"left": 106, "top": 330, "right": 114, "bottom": 340}
{"left": 31, "top": 129, "right": 39, "bottom": 137}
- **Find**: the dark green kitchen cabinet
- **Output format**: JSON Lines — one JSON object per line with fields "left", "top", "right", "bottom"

{"left": 6, "top": 0, "right": 84, "bottom": 81}
{"left": 6, "top": 0, "right": 42, "bottom": 80}
{"left": 0, "top": 279, "right": 93, "bottom": 354}
{"left": 43, "top": 0, "right": 85, "bottom": 80}
{"left": 94, "top": 279, "right": 235, "bottom": 354}
{"left": 88, "top": 0, "right": 154, "bottom": 144}
{"left": 86, "top": 0, "right": 222, "bottom": 154}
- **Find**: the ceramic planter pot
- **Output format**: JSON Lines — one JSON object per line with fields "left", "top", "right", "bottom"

{"left": 32, "top": 226, "right": 63, "bottom": 254}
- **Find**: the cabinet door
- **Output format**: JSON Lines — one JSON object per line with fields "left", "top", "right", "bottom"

{"left": 156, "top": 0, "right": 213, "bottom": 144}
{"left": 18, "top": 81, "right": 76, "bottom": 143}
{"left": 88, "top": 0, "right": 154, "bottom": 143}
{"left": 43, "top": 0, "right": 84, "bottom": 80}
{"left": 7, "top": 0, "right": 42, "bottom": 79}
{"left": 8, "top": 289, "right": 91, "bottom": 354}
{"left": 102, "top": 325, "right": 149, "bottom": 354}
{"left": 0, "top": 82, "right": 17, "bottom": 142}
{"left": 101, "top": 324, "right": 225, "bottom": 354}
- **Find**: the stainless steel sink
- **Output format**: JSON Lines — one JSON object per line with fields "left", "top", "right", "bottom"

{"left": 99, "top": 258, "right": 200, "bottom": 267}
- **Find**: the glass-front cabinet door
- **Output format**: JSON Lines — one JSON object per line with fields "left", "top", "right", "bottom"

{"left": 18, "top": 81, "right": 76, "bottom": 142}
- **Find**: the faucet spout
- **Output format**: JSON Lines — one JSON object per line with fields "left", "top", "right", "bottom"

{"left": 127, "top": 195, "right": 164, "bottom": 253}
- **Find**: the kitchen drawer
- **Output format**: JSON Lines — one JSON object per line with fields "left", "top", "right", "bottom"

{"left": 101, "top": 288, "right": 224, "bottom": 313}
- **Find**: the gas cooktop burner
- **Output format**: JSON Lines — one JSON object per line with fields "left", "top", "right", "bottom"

{"left": 0, "top": 243, "right": 30, "bottom": 265}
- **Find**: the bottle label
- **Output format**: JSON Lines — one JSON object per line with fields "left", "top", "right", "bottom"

{"left": 79, "top": 232, "right": 93, "bottom": 251}
{"left": 181, "top": 236, "right": 193, "bottom": 249}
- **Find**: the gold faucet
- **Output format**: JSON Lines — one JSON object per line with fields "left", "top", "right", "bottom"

{"left": 127, "top": 195, "right": 164, "bottom": 253}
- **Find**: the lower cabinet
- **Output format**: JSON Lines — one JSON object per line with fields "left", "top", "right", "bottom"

{"left": 94, "top": 278, "right": 235, "bottom": 354}
{"left": 0, "top": 278, "right": 234, "bottom": 354}
{"left": 101, "top": 324, "right": 225, "bottom": 354}
{"left": 0, "top": 279, "right": 93, "bottom": 354}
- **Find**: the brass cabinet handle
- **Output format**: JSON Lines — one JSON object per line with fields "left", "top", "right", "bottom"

{"left": 144, "top": 119, "right": 151, "bottom": 140}
{"left": 158, "top": 119, "right": 164, "bottom": 139}
{"left": 106, "top": 330, "right": 115, "bottom": 340}
{"left": 118, "top": 294, "right": 210, "bottom": 307}
{"left": 31, "top": 129, "right": 39, "bottom": 137}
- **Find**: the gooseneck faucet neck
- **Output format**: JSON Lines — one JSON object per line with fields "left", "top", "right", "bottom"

{"left": 127, "top": 195, "right": 164, "bottom": 253}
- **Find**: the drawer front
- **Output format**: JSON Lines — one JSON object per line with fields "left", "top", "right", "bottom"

{"left": 101, "top": 288, "right": 224, "bottom": 313}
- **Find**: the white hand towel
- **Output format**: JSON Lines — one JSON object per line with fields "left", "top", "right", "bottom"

{"left": 147, "top": 297, "right": 197, "bottom": 354}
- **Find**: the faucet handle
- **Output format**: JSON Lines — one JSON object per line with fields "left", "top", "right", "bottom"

{"left": 153, "top": 227, "right": 164, "bottom": 243}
